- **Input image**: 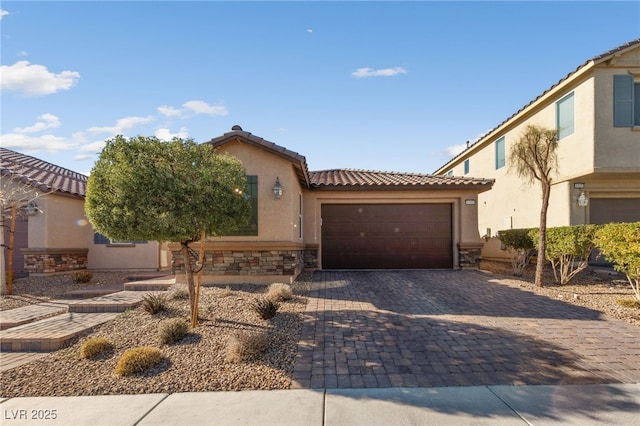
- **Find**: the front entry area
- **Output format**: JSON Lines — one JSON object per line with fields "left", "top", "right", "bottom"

{"left": 321, "top": 203, "right": 453, "bottom": 269}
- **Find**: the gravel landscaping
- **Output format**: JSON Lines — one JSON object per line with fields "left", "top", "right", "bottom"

{"left": 1, "top": 264, "right": 638, "bottom": 397}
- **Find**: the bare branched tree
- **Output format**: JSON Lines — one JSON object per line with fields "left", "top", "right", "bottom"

{"left": 509, "top": 124, "right": 559, "bottom": 287}
{"left": 1, "top": 168, "right": 48, "bottom": 295}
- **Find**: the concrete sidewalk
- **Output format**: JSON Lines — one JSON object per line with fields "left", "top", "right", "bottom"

{"left": 1, "top": 384, "right": 639, "bottom": 425}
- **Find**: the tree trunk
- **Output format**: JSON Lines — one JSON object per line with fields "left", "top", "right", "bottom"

{"left": 7, "top": 205, "right": 17, "bottom": 295}
{"left": 535, "top": 182, "right": 551, "bottom": 287}
{"left": 0, "top": 213, "right": 7, "bottom": 295}
{"left": 180, "top": 241, "right": 196, "bottom": 318}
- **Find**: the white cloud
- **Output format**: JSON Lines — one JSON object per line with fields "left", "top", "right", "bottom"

{"left": 158, "top": 105, "right": 182, "bottom": 117}
{"left": 13, "top": 113, "right": 61, "bottom": 134}
{"left": 352, "top": 67, "right": 408, "bottom": 78}
{"left": 0, "top": 9, "right": 9, "bottom": 20}
{"left": 182, "top": 100, "right": 228, "bottom": 116}
{"left": 73, "top": 154, "right": 94, "bottom": 161}
{"left": 0, "top": 133, "right": 72, "bottom": 152}
{"left": 154, "top": 127, "right": 188, "bottom": 141}
{"left": 445, "top": 143, "right": 468, "bottom": 157}
{"left": 0, "top": 61, "right": 81, "bottom": 96}
{"left": 78, "top": 140, "right": 108, "bottom": 153}
{"left": 18, "top": 51, "right": 28, "bottom": 57}
{"left": 307, "top": 29, "right": 313, "bottom": 33}
{"left": 88, "top": 115, "right": 155, "bottom": 135}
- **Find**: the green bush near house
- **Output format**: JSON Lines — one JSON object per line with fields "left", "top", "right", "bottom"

{"left": 594, "top": 222, "right": 640, "bottom": 301}
{"left": 497, "top": 228, "right": 535, "bottom": 276}
{"left": 530, "top": 225, "right": 599, "bottom": 285}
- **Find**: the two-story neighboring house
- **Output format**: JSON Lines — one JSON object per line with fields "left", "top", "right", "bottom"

{"left": 434, "top": 39, "right": 640, "bottom": 261}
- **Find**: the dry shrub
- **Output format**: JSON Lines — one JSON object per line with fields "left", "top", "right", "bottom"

{"left": 141, "top": 293, "right": 168, "bottom": 314}
{"left": 80, "top": 337, "right": 112, "bottom": 359}
{"left": 71, "top": 270, "right": 93, "bottom": 283}
{"left": 266, "top": 283, "right": 293, "bottom": 302}
{"left": 225, "top": 331, "right": 269, "bottom": 363}
{"left": 251, "top": 297, "right": 279, "bottom": 320}
{"left": 617, "top": 299, "right": 640, "bottom": 309}
{"left": 115, "top": 347, "right": 162, "bottom": 376}
{"left": 169, "top": 285, "right": 189, "bottom": 300}
{"left": 158, "top": 318, "right": 189, "bottom": 344}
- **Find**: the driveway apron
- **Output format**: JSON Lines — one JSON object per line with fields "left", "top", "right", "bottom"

{"left": 292, "top": 270, "right": 640, "bottom": 389}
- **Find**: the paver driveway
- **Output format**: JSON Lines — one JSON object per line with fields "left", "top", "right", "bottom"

{"left": 292, "top": 270, "right": 640, "bottom": 389}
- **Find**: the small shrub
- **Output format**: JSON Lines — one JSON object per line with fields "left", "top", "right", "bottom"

{"left": 169, "top": 285, "right": 189, "bottom": 300}
{"left": 158, "top": 318, "right": 189, "bottom": 344}
{"left": 141, "top": 293, "right": 168, "bottom": 314}
{"left": 71, "top": 270, "right": 93, "bottom": 283}
{"left": 80, "top": 337, "right": 112, "bottom": 359}
{"left": 616, "top": 299, "right": 640, "bottom": 309}
{"left": 251, "top": 296, "right": 279, "bottom": 320}
{"left": 266, "top": 283, "right": 293, "bottom": 302}
{"left": 115, "top": 346, "right": 162, "bottom": 376}
{"left": 220, "top": 285, "right": 232, "bottom": 298}
{"left": 497, "top": 228, "right": 535, "bottom": 276}
{"left": 225, "top": 331, "right": 269, "bottom": 363}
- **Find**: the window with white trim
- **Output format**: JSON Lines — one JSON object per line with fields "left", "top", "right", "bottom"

{"left": 495, "top": 136, "right": 505, "bottom": 169}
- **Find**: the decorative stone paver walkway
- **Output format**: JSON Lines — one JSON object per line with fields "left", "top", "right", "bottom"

{"left": 292, "top": 270, "right": 640, "bottom": 389}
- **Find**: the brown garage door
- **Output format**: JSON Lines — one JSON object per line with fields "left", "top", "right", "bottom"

{"left": 590, "top": 198, "right": 640, "bottom": 224}
{"left": 321, "top": 203, "right": 453, "bottom": 269}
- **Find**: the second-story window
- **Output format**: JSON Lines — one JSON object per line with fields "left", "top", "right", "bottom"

{"left": 614, "top": 74, "right": 640, "bottom": 127}
{"left": 556, "top": 92, "right": 575, "bottom": 139}
{"left": 495, "top": 137, "right": 505, "bottom": 169}
{"left": 464, "top": 159, "right": 470, "bottom": 175}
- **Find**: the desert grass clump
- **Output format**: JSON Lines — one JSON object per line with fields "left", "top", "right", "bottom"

{"left": 251, "top": 296, "right": 279, "bottom": 320}
{"left": 71, "top": 270, "right": 93, "bottom": 283}
{"left": 220, "top": 285, "right": 232, "bottom": 298}
{"left": 141, "top": 293, "right": 168, "bottom": 314}
{"left": 115, "top": 346, "right": 162, "bottom": 376}
{"left": 266, "top": 282, "right": 293, "bottom": 302}
{"left": 169, "top": 285, "right": 189, "bottom": 300}
{"left": 158, "top": 318, "right": 189, "bottom": 344}
{"left": 225, "top": 331, "right": 269, "bottom": 363}
{"left": 80, "top": 337, "right": 112, "bottom": 359}
{"left": 616, "top": 299, "right": 640, "bottom": 309}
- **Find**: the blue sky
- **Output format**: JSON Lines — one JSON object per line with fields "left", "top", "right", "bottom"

{"left": 1, "top": 1, "right": 639, "bottom": 176}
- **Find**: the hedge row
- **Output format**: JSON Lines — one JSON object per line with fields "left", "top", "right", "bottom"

{"left": 497, "top": 222, "right": 640, "bottom": 293}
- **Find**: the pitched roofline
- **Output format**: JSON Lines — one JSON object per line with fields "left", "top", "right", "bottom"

{"left": 433, "top": 38, "right": 640, "bottom": 175}
{"left": 204, "top": 127, "right": 311, "bottom": 188}
{"left": 0, "top": 147, "right": 87, "bottom": 198}
{"left": 309, "top": 168, "right": 494, "bottom": 192}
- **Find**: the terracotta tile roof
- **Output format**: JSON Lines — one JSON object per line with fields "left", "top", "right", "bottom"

{"left": 0, "top": 147, "right": 87, "bottom": 198}
{"left": 309, "top": 169, "right": 494, "bottom": 190}
{"left": 435, "top": 38, "right": 640, "bottom": 174}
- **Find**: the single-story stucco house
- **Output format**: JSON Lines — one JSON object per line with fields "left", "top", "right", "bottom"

{"left": 1, "top": 147, "right": 170, "bottom": 276}
{"left": 170, "top": 126, "right": 494, "bottom": 284}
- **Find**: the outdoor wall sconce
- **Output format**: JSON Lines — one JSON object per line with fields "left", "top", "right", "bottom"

{"left": 273, "top": 177, "right": 283, "bottom": 199}
{"left": 577, "top": 191, "right": 589, "bottom": 207}
{"left": 25, "top": 201, "right": 41, "bottom": 216}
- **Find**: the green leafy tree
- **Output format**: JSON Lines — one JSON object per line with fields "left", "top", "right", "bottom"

{"left": 531, "top": 225, "right": 598, "bottom": 285}
{"left": 497, "top": 228, "right": 535, "bottom": 276}
{"left": 85, "top": 136, "right": 251, "bottom": 323}
{"left": 509, "top": 124, "right": 559, "bottom": 287}
{"left": 594, "top": 222, "right": 640, "bottom": 301}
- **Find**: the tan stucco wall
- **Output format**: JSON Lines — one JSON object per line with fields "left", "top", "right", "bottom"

{"left": 210, "top": 140, "right": 305, "bottom": 244}
{"left": 28, "top": 195, "right": 90, "bottom": 249}
{"left": 87, "top": 240, "right": 162, "bottom": 270}
{"left": 441, "top": 45, "right": 640, "bottom": 263}
{"left": 593, "top": 54, "right": 640, "bottom": 171}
